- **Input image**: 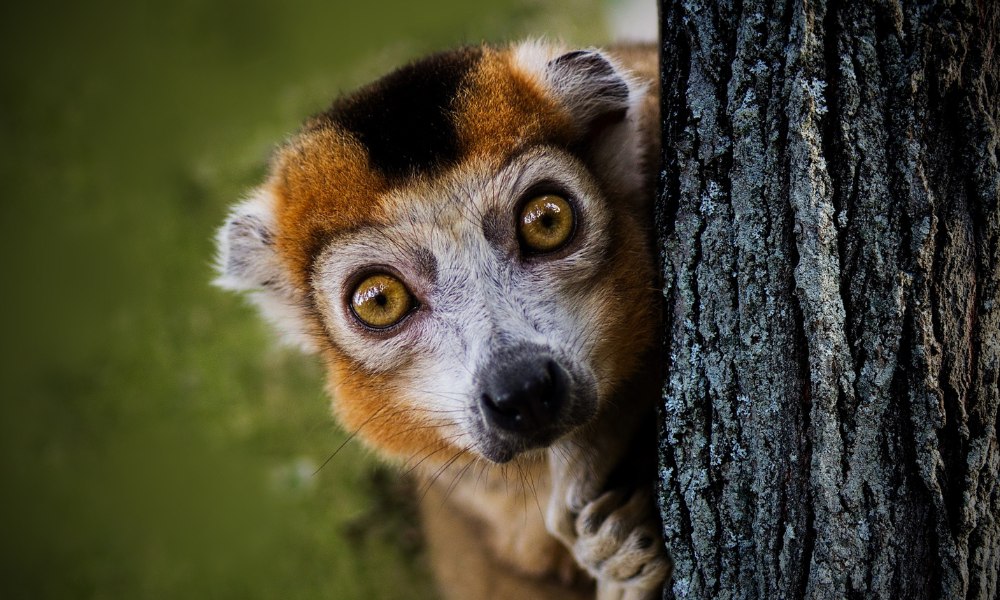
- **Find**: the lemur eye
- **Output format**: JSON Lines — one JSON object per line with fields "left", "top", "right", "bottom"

{"left": 350, "top": 273, "right": 415, "bottom": 329}
{"left": 518, "top": 194, "right": 575, "bottom": 254}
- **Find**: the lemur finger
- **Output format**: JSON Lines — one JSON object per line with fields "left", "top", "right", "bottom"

{"left": 581, "top": 486, "right": 651, "bottom": 538}
{"left": 599, "top": 527, "right": 663, "bottom": 581}
{"left": 574, "top": 507, "right": 634, "bottom": 566}
{"left": 575, "top": 489, "right": 626, "bottom": 536}
{"left": 622, "top": 554, "right": 672, "bottom": 598}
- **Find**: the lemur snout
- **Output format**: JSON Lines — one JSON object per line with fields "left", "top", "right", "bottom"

{"left": 480, "top": 358, "right": 568, "bottom": 434}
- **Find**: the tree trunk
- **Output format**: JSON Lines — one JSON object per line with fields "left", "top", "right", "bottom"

{"left": 654, "top": 0, "right": 1000, "bottom": 598}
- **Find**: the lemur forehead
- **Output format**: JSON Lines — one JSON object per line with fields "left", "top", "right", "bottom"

{"left": 271, "top": 44, "right": 576, "bottom": 285}
{"left": 304, "top": 45, "right": 573, "bottom": 181}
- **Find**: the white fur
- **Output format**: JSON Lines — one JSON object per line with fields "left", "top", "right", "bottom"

{"left": 214, "top": 188, "right": 316, "bottom": 352}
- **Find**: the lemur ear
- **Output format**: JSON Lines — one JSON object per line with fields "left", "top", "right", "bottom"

{"left": 215, "top": 189, "right": 316, "bottom": 352}
{"left": 543, "top": 49, "right": 632, "bottom": 133}
{"left": 216, "top": 190, "right": 281, "bottom": 291}
{"left": 520, "top": 45, "right": 646, "bottom": 198}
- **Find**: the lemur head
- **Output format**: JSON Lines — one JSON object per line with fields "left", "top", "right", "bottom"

{"left": 216, "top": 42, "right": 657, "bottom": 465}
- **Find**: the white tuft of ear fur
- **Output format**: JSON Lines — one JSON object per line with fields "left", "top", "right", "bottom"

{"left": 513, "top": 41, "right": 650, "bottom": 201}
{"left": 544, "top": 49, "right": 633, "bottom": 126}
{"left": 214, "top": 188, "right": 317, "bottom": 352}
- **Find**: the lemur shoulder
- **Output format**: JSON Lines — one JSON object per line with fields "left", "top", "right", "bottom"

{"left": 216, "top": 40, "right": 667, "bottom": 600}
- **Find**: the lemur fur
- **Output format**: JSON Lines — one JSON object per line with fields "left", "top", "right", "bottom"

{"left": 216, "top": 40, "right": 667, "bottom": 600}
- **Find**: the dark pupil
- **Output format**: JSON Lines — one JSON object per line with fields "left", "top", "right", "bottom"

{"left": 540, "top": 212, "right": 555, "bottom": 229}
{"left": 374, "top": 293, "right": 387, "bottom": 307}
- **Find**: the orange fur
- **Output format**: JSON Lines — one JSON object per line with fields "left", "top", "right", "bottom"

{"left": 270, "top": 128, "right": 390, "bottom": 290}
{"left": 589, "top": 221, "right": 658, "bottom": 391}
{"left": 455, "top": 48, "right": 573, "bottom": 160}
{"left": 323, "top": 347, "right": 463, "bottom": 463}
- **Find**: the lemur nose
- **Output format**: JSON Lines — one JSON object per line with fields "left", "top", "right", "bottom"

{"left": 480, "top": 359, "right": 567, "bottom": 434}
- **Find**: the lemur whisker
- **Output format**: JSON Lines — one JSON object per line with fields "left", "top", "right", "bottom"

{"left": 501, "top": 464, "right": 510, "bottom": 495}
{"left": 445, "top": 189, "right": 484, "bottom": 233}
{"left": 520, "top": 459, "right": 546, "bottom": 523}
{"left": 417, "top": 444, "right": 473, "bottom": 508}
{"left": 375, "top": 381, "right": 470, "bottom": 412}
{"left": 312, "top": 403, "right": 396, "bottom": 475}
{"left": 440, "top": 455, "right": 478, "bottom": 509}
{"left": 387, "top": 421, "right": 452, "bottom": 438}
{"left": 513, "top": 459, "right": 530, "bottom": 520}
{"left": 400, "top": 432, "right": 466, "bottom": 476}
{"left": 474, "top": 459, "right": 490, "bottom": 493}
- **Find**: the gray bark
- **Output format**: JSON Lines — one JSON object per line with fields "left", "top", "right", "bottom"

{"left": 654, "top": 0, "right": 1000, "bottom": 598}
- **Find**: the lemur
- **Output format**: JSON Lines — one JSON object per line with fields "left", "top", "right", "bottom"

{"left": 215, "top": 41, "right": 668, "bottom": 600}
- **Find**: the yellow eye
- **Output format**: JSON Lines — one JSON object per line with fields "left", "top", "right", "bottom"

{"left": 518, "top": 194, "right": 575, "bottom": 254}
{"left": 350, "top": 273, "right": 415, "bottom": 329}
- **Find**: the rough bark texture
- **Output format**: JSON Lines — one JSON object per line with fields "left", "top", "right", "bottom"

{"left": 654, "top": 0, "right": 1000, "bottom": 598}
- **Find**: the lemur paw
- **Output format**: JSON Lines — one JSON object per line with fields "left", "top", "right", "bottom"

{"left": 558, "top": 488, "right": 669, "bottom": 597}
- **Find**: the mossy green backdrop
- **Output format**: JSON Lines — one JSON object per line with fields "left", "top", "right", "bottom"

{"left": 0, "top": 1, "right": 612, "bottom": 597}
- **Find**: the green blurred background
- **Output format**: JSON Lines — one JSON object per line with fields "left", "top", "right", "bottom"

{"left": 0, "top": 1, "right": 623, "bottom": 598}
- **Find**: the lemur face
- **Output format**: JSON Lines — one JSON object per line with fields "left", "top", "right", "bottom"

{"left": 217, "top": 42, "right": 656, "bottom": 465}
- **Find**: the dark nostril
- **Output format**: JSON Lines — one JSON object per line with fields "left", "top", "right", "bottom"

{"left": 481, "top": 392, "right": 519, "bottom": 418}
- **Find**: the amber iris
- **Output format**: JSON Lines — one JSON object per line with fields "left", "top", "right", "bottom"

{"left": 350, "top": 273, "right": 414, "bottom": 328}
{"left": 518, "top": 194, "right": 574, "bottom": 253}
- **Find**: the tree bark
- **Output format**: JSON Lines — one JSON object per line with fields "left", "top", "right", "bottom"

{"left": 654, "top": 0, "right": 1000, "bottom": 598}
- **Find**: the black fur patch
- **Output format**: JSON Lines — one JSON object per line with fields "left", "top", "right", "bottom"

{"left": 323, "top": 47, "right": 483, "bottom": 180}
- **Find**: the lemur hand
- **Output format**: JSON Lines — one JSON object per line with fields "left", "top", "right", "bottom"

{"left": 545, "top": 436, "right": 670, "bottom": 598}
